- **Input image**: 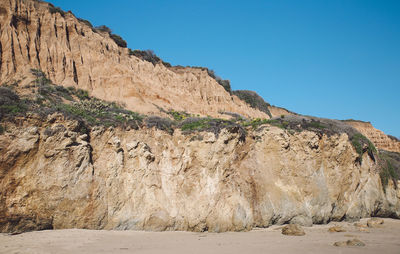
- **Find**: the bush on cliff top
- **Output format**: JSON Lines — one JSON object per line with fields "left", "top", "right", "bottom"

{"left": 233, "top": 90, "right": 272, "bottom": 118}
{"left": 206, "top": 69, "right": 232, "bottom": 94}
{"left": 129, "top": 49, "right": 172, "bottom": 67}
{"left": 48, "top": 3, "right": 65, "bottom": 17}
{"left": 94, "top": 25, "right": 127, "bottom": 48}
{"left": 179, "top": 117, "right": 246, "bottom": 141}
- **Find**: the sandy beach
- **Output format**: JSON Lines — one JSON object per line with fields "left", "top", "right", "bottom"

{"left": 1, "top": 218, "right": 399, "bottom": 254}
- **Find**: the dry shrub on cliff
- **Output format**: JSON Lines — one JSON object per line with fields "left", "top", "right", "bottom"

{"left": 48, "top": 3, "right": 65, "bottom": 17}
{"left": 206, "top": 69, "right": 232, "bottom": 94}
{"left": 145, "top": 116, "right": 174, "bottom": 134}
{"left": 179, "top": 117, "right": 246, "bottom": 141}
{"left": 232, "top": 90, "right": 272, "bottom": 117}
{"left": 388, "top": 135, "right": 400, "bottom": 142}
{"left": 94, "top": 25, "right": 127, "bottom": 48}
{"left": 129, "top": 49, "right": 172, "bottom": 67}
{"left": 109, "top": 34, "right": 127, "bottom": 48}
{"left": 77, "top": 18, "right": 93, "bottom": 28}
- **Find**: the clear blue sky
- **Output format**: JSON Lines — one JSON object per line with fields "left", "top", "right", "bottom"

{"left": 50, "top": 0, "right": 400, "bottom": 138}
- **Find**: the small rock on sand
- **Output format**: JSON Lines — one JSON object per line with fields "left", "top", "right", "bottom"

{"left": 334, "top": 239, "right": 366, "bottom": 247}
{"left": 367, "top": 218, "right": 384, "bottom": 228}
{"left": 328, "top": 226, "right": 346, "bottom": 232}
{"left": 354, "top": 222, "right": 367, "bottom": 228}
{"left": 281, "top": 224, "right": 305, "bottom": 236}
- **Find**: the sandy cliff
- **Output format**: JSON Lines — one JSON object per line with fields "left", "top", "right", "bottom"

{"left": 0, "top": 114, "right": 399, "bottom": 233}
{"left": 0, "top": 0, "right": 267, "bottom": 119}
{"left": 345, "top": 121, "right": 400, "bottom": 153}
{"left": 0, "top": 0, "right": 399, "bottom": 234}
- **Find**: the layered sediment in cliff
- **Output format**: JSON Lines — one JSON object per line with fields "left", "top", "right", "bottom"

{"left": 0, "top": 0, "right": 267, "bottom": 119}
{"left": 0, "top": 114, "right": 399, "bottom": 233}
{"left": 345, "top": 120, "right": 400, "bottom": 153}
{"left": 0, "top": 0, "right": 399, "bottom": 235}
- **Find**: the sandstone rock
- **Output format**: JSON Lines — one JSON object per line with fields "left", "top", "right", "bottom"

{"left": 354, "top": 222, "right": 370, "bottom": 233}
{"left": 354, "top": 222, "right": 367, "bottom": 228}
{"left": 0, "top": 0, "right": 268, "bottom": 120}
{"left": 328, "top": 226, "right": 346, "bottom": 232}
{"left": 0, "top": 117, "right": 400, "bottom": 233}
{"left": 281, "top": 224, "right": 305, "bottom": 236}
{"left": 367, "top": 218, "right": 384, "bottom": 228}
{"left": 346, "top": 121, "right": 400, "bottom": 153}
{"left": 334, "top": 239, "right": 365, "bottom": 247}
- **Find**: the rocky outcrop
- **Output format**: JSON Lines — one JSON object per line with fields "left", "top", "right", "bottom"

{"left": 0, "top": 114, "right": 399, "bottom": 233}
{"left": 345, "top": 120, "right": 400, "bottom": 153}
{"left": 334, "top": 239, "right": 366, "bottom": 247}
{"left": 281, "top": 224, "right": 305, "bottom": 236}
{"left": 0, "top": 0, "right": 267, "bottom": 119}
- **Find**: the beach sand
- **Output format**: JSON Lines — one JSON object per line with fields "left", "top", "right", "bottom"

{"left": 1, "top": 218, "right": 399, "bottom": 254}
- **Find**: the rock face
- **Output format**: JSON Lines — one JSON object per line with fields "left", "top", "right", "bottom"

{"left": 0, "top": 0, "right": 267, "bottom": 119}
{"left": 0, "top": 114, "right": 399, "bottom": 233}
{"left": 0, "top": 0, "right": 399, "bottom": 235}
{"left": 345, "top": 121, "right": 400, "bottom": 153}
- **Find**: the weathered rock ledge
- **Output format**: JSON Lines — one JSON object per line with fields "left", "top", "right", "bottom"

{"left": 0, "top": 114, "right": 399, "bottom": 233}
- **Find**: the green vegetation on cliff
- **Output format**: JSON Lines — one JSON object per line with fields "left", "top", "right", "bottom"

{"left": 378, "top": 150, "right": 400, "bottom": 192}
{"left": 0, "top": 69, "right": 382, "bottom": 170}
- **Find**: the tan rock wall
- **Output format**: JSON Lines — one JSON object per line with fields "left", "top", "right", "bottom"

{"left": 0, "top": 114, "right": 399, "bottom": 233}
{"left": 268, "top": 105, "right": 294, "bottom": 117}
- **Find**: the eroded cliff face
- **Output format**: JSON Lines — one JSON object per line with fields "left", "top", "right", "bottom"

{"left": 0, "top": 0, "right": 399, "bottom": 235}
{"left": 269, "top": 105, "right": 295, "bottom": 118}
{"left": 0, "top": 0, "right": 267, "bottom": 119}
{"left": 1, "top": 114, "right": 399, "bottom": 233}
{"left": 346, "top": 121, "right": 400, "bottom": 154}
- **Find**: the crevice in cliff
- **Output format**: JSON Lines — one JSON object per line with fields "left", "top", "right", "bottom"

{"left": 47, "top": 47, "right": 53, "bottom": 69}
{"left": 26, "top": 44, "right": 30, "bottom": 62}
{"left": 62, "top": 54, "right": 66, "bottom": 77}
{"left": 10, "top": 33, "right": 16, "bottom": 72}
{"left": 23, "top": 11, "right": 31, "bottom": 63}
{"left": 88, "top": 75, "right": 93, "bottom": 90}
{"left": 15, "top": 31, "right": 23, "bottom": 61}
{"left": 54, "top": 22, "right": 57, "bottom": 38}
{"left": 65, "top": 24, "right": 70, "bottom": 50}
{"left": 0, "top": 41, "right": 2, "bottom": 71}
{"left": 73, "top": 60, "right": 78, "bottom": 84}
{"left": 34, "top": 18, "right": 41, "bottom": 67}
{"left": 14, "top": 0, "right": 18, "bottom": 13}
